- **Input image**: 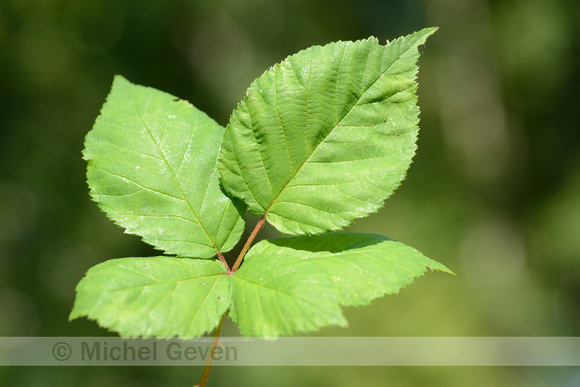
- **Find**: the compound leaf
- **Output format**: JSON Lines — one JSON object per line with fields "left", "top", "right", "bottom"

{"left": 70, "top": 257, "right": 231, "bottom": 337}
{"left": 247, "top": 233, "right": 453, "bottom": 307}
{"left": 73, "top": 29, "right": 450, "bottom": 341}
{"left": 219, "top": 28, "right": 436, "bottom": 235}
{"left": 229, "top": 250, "right": 347, "bottom": 337}
{"left": 84, "top": 76, "right": 245, "bottom": 258}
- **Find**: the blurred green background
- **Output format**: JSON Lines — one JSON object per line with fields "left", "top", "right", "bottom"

{"left": 1, "top": 0, "right": 579, "bottom": 385}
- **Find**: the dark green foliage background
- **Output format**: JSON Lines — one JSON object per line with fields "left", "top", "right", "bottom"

{"left": 1, "top": 0, "right": 579, "bottom": 385}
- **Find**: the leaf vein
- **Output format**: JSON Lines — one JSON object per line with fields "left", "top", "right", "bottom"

{"left": 130, "top": 103, "right": 220, "bottom": 254}
{"left": 264, "top": 39, "right": 420, "bottom": 217}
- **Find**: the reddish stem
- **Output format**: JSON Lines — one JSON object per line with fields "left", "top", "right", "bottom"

{"left": 195, "top": 214, "right": 266, "bottom": 385}
{"left": 216, "top": 251, "right": 230, "bottom": 273}
{"left": 231, "top": 214, "right": 266, "bottom": 272}
{"left": 196, "top": 313, "right": 225, "bottom": 387}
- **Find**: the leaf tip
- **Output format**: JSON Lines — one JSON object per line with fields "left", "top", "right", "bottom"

{"left": 425, "top": 263, "right": 455, "bottom": 276}
{"left": 112, "top": 74, "right": 129, "bottom": 83}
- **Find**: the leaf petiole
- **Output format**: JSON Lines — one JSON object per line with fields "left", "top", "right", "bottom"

{"left": 231, "top": 214, "right": 267, "bottom": 273}
{"left": 216, "top": 251, "right": 230, "bottom": 273}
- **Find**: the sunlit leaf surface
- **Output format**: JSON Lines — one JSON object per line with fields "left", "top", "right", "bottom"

{"left": 70, "top": 257, "right": 231, "bottom": 337}
{"left": 84, "top": 76, "right": 245, "bottom": 258}
{"left": 220, "top": 28, "right": 437, "bottom": 235}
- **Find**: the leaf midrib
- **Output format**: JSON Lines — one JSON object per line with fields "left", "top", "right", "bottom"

{"left": 132, "top": 101, "right": 220, "bottom": 255}
{"left": 263, "top": 38, "right": 418, "bottom": 218}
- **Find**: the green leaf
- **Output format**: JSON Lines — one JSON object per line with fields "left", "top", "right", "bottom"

{"left": 229, "top": 251, "right": 347, "bottom": 337}
{"left": 73, "top": 30, "right": 451, "bottom": 341}
{"left": 84, "top": 76, "right": 245, "bottom": 258}
{"left": 247, "top": 233, "right": 453, "bottom": 307}
{"left": 219, "top": 28, "right": 436, "bottom": 235}
{"left": 70, "top": 257, "right": 231, "bottom": 337}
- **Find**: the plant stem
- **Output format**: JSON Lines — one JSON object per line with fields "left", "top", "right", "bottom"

{"left": 196, "top": 215, "right": 266, "bottom": 385}
{"left": 231, "top": 214, "right": 266, "bottom": 272}
{"left": 195, "top": 313, "right": 225, "bottom": 387}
